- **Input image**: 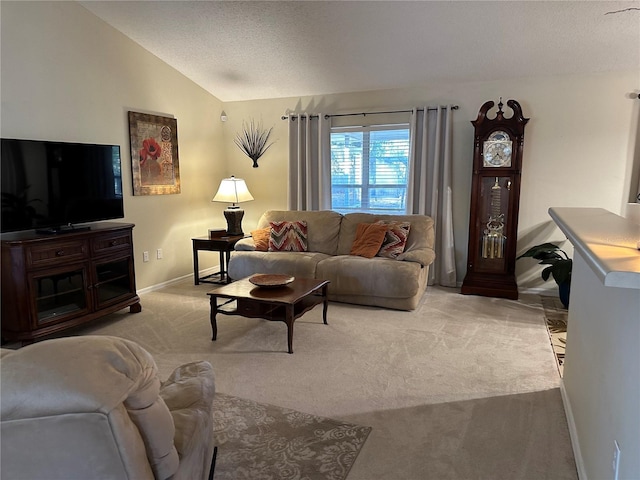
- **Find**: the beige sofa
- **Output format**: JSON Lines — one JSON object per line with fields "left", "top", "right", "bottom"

{"left": 228, "top": 210, "right": 436, "bottom": 310}
{"left": 1, "top": 336, "right": 216, "bottom": 480}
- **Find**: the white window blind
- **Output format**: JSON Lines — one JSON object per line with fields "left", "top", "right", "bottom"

{"left": 330, "top": 124, "right": 410, "bottom": 214}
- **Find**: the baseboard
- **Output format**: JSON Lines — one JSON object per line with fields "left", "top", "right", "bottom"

{"left": 560, "top": 379, "right": 587, "bottom": 480}
{"left": 137, "top": 266, "right": 219, "bottom": 295}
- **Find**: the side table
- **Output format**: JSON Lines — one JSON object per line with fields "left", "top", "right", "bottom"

{"left": 192, "top": 235, "right": 244, "bottom": 285}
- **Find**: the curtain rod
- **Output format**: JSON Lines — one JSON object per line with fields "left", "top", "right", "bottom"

{"left": 281, "top": 105, "right": 458, "bottom": 120}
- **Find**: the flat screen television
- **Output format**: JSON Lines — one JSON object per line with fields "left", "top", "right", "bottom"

{"left": 1, "top": 138, "right": 124, "bottom": 234}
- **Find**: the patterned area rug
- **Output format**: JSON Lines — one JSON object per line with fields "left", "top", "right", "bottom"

{"left": 212, "top": 393, "right": 372, "bottom": 480}
{"left": 541, "top": 296, "right": 568, "bottom": 376}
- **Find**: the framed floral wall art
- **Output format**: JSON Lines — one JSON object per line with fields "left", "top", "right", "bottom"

{"left": 128, "top": 111, "right": 181, "bottom": 195}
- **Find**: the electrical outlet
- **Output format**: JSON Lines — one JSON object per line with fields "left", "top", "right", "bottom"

{"left": 143, "top": 251, "right": 149, "bottom": 262}
{"left": 156, "top": 248, "right": 163, "bottom": 260}
{"left": 612, "top": 440, "right": 621, "bottom": 480}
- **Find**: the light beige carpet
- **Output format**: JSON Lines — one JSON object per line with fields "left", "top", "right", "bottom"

{"left": 23, "top": 281, "right": 577, "bottom": 480}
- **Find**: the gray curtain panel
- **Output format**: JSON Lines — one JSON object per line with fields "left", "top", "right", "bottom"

{"left": 408, "top": 106, "right": 456, "bottom": 287}
{"left": 287, "top": 113, "right": 331, "bottom": 211}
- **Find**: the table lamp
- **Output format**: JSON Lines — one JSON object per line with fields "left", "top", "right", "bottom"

{"left": 212, "top": 176, "right": 254, "bottom": 235}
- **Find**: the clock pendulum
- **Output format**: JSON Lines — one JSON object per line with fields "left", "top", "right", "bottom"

{"left": 482, "top": 177, "right": 506, "bottom": 259}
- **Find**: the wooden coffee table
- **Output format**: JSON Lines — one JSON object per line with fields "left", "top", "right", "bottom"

{"left": 207, "top": 277, "right": 330, "bottom": 354}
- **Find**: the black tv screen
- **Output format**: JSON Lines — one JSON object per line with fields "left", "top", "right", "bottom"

{"left": 1, "top": 138, "right": 124, "bottom": 234}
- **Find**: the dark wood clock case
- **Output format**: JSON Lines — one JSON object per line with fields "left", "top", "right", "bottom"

{"left": 461, "top": 99, "right": 529, "bottom": 299}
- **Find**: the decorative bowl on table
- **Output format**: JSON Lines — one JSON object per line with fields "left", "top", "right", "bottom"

{"left": 249, "top": 273, "right": 294, "bottom": 288}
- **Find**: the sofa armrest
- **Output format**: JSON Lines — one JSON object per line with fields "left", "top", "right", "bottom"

{"left": 234, "top": 237, "right": 256, "bottom": 251}
{"left": 396, "top": 214, "right": 436, "bottom": 267}
{"left": 160, "top": 361, "right": 216, "bottom": 480}
{"left": 397, "top": 246, "right": 436, "bottom": 267}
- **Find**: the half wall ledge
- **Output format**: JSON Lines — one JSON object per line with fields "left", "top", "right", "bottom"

{"left": 548, "top": 207, "right": 640, "bottom": 289}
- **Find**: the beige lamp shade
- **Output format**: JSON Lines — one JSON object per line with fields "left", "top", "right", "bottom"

{"left": 212, "top": 176, "right": 254, "bottom": 206}
{"left": 212, "top": 176, "right": 253, "bottom": 235}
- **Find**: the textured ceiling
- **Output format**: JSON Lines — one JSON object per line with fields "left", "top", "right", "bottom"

{"left": 81, "top": 1, "right": 640, "bottom": 102}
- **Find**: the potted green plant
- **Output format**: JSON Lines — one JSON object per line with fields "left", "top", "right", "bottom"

{"left": 517, "top": 242, "right": 572, "bottom": 308}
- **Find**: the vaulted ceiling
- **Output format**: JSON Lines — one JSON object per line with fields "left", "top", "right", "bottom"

{"left": 81, "top": 1, "right": 640, "bottom": 102}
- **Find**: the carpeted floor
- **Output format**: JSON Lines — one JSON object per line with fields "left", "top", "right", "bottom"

{"left": 10, "top": 281, "right": 578, "bottom": 479}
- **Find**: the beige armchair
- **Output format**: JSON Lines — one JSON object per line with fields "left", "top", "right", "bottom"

{"left": 0, "top": 335, "right": 216, "bottom": 480}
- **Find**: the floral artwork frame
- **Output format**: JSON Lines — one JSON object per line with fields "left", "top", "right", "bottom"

{"left": 128, "top": 111, "right": 181, "bottom": 195}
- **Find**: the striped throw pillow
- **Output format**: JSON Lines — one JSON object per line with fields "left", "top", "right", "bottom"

{"left": 376, "top": 221, "right": 411, "bottom": 258}
{"left": 268, "top": 221, "right": 308, "bottom": 252}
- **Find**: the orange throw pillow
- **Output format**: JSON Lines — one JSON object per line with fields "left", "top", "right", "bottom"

{"left": 251, "top": 227, "right": 271, "bottom": 251}
{"left": 350, "top": 223, "right": 388, "bottom": 258}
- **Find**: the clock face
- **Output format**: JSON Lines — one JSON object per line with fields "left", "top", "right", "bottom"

{"left": 483, "top": 131, "right": 512, "bottom": 167}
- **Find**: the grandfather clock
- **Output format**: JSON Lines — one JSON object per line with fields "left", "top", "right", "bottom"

{"left": 461, "top": 99, "right": 529, "bottom": 299}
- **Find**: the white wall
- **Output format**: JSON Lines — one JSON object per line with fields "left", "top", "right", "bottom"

{"left": 1, "top": 1, "right": 228, "bottom": 289}
{"left": 221, "top": 73, "right": 638, "bottom": 291}
{"left": 563, "top": 250, "right": 640, "bottom": 480}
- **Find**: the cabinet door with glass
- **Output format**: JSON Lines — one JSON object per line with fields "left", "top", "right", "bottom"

{"left": 28, "top": 264, "right": 91, "bottom": 327}
{"left": 92, "top": 255, "right": 136, "bottom": 310}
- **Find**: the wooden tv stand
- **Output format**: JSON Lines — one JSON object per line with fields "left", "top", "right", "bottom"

{"left": 1, "top": 222, "right": 141, "bottom": 345}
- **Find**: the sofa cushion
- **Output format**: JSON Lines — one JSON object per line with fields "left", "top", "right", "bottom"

{"left": 316, "top": 255, "right": 424, "bottom": 299}
{"left": 326, "top": 264, "right": 429, "bottom": 310}
{"left": 257, "top": 210, "right": 342, "bottom": 255}
{"left": 350, "top": 223, "right": 388, "bottom": 258}
{"left": 338, "top": 213, "right": 435, "bottom": 267}
{"left": 268, "top": 221, "right": 308, "bottom": 252}
{"left": 228, "top": 251, "right": 331, "bottom": 280}
{"left": 376, "top": 221, "right": 411, "bottom": 259}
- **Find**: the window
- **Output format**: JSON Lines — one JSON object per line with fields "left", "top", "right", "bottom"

{"left": 330, "top": 125, "right": 410, "bottom": 214}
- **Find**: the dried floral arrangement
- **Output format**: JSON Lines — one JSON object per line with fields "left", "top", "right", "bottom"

{"left": 234, "top": 119, "right": 275, "bottom": 168}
